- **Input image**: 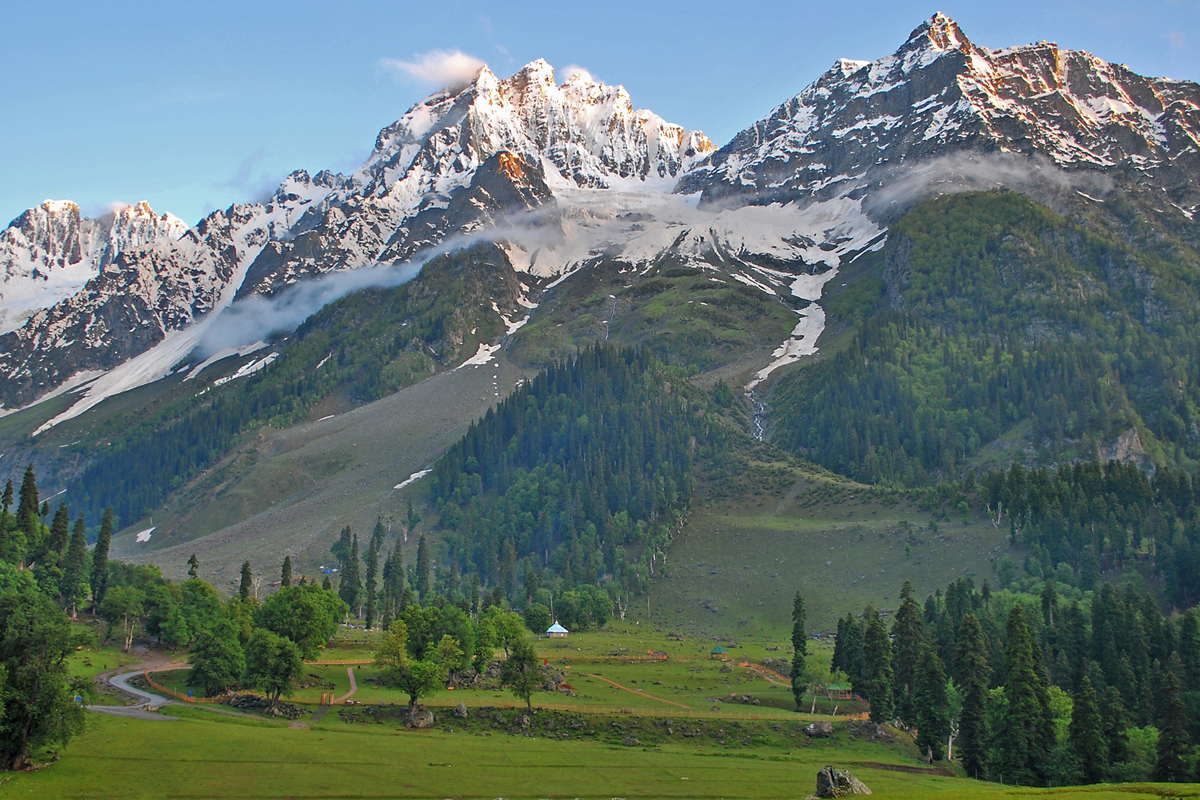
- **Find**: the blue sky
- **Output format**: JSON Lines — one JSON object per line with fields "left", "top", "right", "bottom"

{"left": 1, "top": 0, "right": 1196, "bottom": 227}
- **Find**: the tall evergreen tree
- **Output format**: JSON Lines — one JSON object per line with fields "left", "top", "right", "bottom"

{"left": 365, "top": 532, "right": 380, "bottom": 630}
{"left": 371, "top": 515, "right": 386, "bottom": 555}
{"left": 955, "top": 613, "right": 990, "bottom": 779}
{"left": 332, "top": 525, "right": 352, "bottom": 569}
{"left": 406, "top": 497, "right": 420, "bottom": 533}
{"left": 339, "top": 533, "right": 362, "bottom": 615}
{"left": 1153, "top": 671, "right": 1194, "bottom": 782}
{"left": 1070, "top": 676, "right": 1107, "bottom": 784}
{"left": 187, "top": 553, "right": 199, "bottom": 579}
{"left": 790, "top": 591, "right": 807, "bottom": 710}
{"left": 914, "top": 643, "right": 950, "bottom": 761}
{"left": 416, "top": 534, "right": 431, "bottom": 601}
{"left": 15, "top": 465, "right": 40, "bottom": 548}
{"left": 281, "top": 556, "right": 292, "bottom": 588}
{"left": 892, "top": 580, "right": 927, "bottom": 725}
{"left": 0, "top": 478, "right": 12, "bottom": 559}
{"left": 998, "top": 604, "right": 1053, "bottom": 786}
{"left": 833, "top": 615, "right": 866, "bottom": 692}
{"left": 1178, "top": 611, "right": 1200, "bottom": 691}
{"left": 91, "top": 508, "right": 113, "bottom": 604}
{"left": 863, "top": 605, "right": 895, "bottom": 723}
{"left": 239, "top": 561, "right": 253, "bottom": 602}
{"left": 1099, "top": 683, "right": 1131, "bottom": 770}
{"left": 382, "top": 545, "right": 405, "bottom": 619}
{"left": 61, "top": 515, "right": 90, "bottom": 617}
{"left": 45, "top": 503, "right": 70, "bottom": 561}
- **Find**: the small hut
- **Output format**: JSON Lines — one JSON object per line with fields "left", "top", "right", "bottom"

{"left": 547, "top": 621, "right": 569, "bottom": 639}
{"left": 710, "top": 645, "right": 727, "bottom": 660}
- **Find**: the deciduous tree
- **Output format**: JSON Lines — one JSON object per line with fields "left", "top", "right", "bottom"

{"left": 501, "top": 636, "right": 540, "bottom": 711}
{"left": 243, "top": 629, "right": 303, "bottom": 710}
{"left": 0, "top": 589, "right": 89, "bottom": 770}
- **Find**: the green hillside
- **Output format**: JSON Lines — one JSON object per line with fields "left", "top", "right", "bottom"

{"left": 772, "top": 191, "right": 1200, "bottom": 483}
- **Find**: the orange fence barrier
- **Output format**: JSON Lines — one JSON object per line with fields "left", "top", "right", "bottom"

{"left": 142, "top": 670, "right": 223, "bottom": 704}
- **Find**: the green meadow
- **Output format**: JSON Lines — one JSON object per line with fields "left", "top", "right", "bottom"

{"left": 3, "top": 626, "right": 1193, "bottom": 799}
{"left": 9, "top": 708, "right": 1195, "bottom": 800}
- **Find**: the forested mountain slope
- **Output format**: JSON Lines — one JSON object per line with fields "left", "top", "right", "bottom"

{"left": 772, "top": 191, "right": 1200, "bottom": 483}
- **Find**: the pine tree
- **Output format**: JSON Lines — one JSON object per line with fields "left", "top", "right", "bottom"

{"left": 332, "top": 526, "right": 352, "bottom": 569}
{"left": 240, "top": 561, "right": 253, "bottom": 602}
{"left": 383, "top": 545, "right": 405, "bottom": 619}
{"left": 406, "top": 497, "right": 421, "bottom": 533}
{"left": 834, "top": 615, "right": 866, "bottom": 692}
{"left": 955, "top": 613, "right": 990, "bottom": 779}
{"left": 281, "top": 556, "right": 292, "bottom": 588}
{"left": 863, "top": 605, "right": 894, "bottom": 723}
{"left": 61, "top": 515, "right": 89, "bottom": 617}
{"left": 91, "top": 508, "right": 114, "bottom": 605}
{"left": 892, "top": 580, "right": 926, "bottom": 725}
{"left": 0, "top": 478, "right": 12, "bottom": 557}
{"left": 371, "top": 515, "right": 386, "bottom": 555}
{"left": 45, "top": 503, "right": 70, "bottom": 560}
{"left": 1153, "top": 671, "right": 1194, "bottom": 782}
{"left": 15, "top": 465, "right": 40, "bottom": 550}
{"left": 187, "top": 553, "right": 199, "bottom": 579}
{"left": 339, "top": 534, "right": 362, "bottom": 616}
{"left": 914, "top": 644, "right": 950, "bottom": 761}
{"left": 998, "top": 604, "right": 1052, "bottom": 786}
{"left": 1178, "top": 611, "right": 1200, "bottom": 691}
{"left": 322, "top": 575, "right": 332, "bottom": 591}
{"left": 790, "top": 591, "right": 807, "bottom": 710}
{"left": 1070, "top": 676, "right": 1107, "bottom": 784}
{"left": 365, "top": 533, "right": 379, "bottom": 630}
{"left": 1099, "top": 682, "right": 1130, "bottom": 770}
{"left": 416, "top": 534, "right": 431, "bottom": 601}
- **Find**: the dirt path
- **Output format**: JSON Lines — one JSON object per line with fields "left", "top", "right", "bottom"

{"left": 741, "top": 662, "right": 791, "bottom": 687}
{"left": 333, "top": 666, "right": 358, "bottom": 704}
{"left": 586, "top": 674, "right": 692, "bottom": 709}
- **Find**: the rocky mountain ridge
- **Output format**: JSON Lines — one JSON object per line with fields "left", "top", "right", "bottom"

{"left": 678, "top": 13, "right": 1200, "bottom": 217}
{"left": 0, "top": 200, "right": 188, "bottom": 335}
{"left": 3, "top": 15, "right": 1198, "bottom": 424}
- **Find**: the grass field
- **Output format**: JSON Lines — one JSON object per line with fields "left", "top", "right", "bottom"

{"left": 5, "top": 625, "right": 1192, "bottom": 798}
{"left": 654, "top": 467, "right": 1012, "bottom": 634}
{"left": 9, "top": 707, "right": 1196, "bottom": 799}
{"left": 148, "top": 629, "right": 858, "bottom": 718}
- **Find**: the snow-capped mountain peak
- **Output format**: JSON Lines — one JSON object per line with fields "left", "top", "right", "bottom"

{"left": 231, "top": 58, "right": 714, "bottom": 298}
{"left": 0, "top": 199, "right": 188, "bottom": 334}
{"left": 679, "top": 13, "right": 1200, "bottom": 211}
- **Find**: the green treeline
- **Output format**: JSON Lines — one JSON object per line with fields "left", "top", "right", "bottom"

{"left": 0, "top": 463, "right": 353, "bottom": 768}
{"left": 831, "top": 577, "right": 1200, "bottom": 784}
{"left": 67, "top": 245, "right": 515, "bottom": 528}
{"left": 774, "top": 191, "right": 1200, "bottom": 483}
{"left": 430, "top": 345, "right": 726, "bottom": 611}
{"left": 974, "top": 461, "right": 1200, "bottom": 607}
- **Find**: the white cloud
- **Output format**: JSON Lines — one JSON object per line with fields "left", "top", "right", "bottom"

{"left": 381, "top": 49, "right": 486, "bottom": 88}
{"left": 562, "top": 64, "right": 597, "bottom": 84}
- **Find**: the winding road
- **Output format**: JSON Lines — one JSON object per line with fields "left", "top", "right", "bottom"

{"left": 88, "top": 665, "right": 181, "bottom": 721}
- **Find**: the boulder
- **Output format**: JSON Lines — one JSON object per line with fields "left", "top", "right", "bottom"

{"left": 622, "top": 736, "right": 639, "bottom": 747}
{"left": 812, "top": 766, "right": 871, "bottom": 797}
{"left": 453, "top": 703, "right": 469, "bottom": 719}
{"left": 405, "top": 707, "right": 435, "bottom": 729}
{"left": 804, "top": 721, "right": 834, "bottom": 738}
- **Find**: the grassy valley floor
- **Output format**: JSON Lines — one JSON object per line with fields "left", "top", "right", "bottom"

{"left": 10, "top": 708, "right": 1195, "bottom": 800}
